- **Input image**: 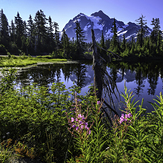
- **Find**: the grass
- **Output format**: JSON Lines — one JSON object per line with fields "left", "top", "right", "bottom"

{"left": 0, "top": 55, "right": 67, "bottom": 67}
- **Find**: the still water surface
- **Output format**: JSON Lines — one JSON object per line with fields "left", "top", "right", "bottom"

{"left": 14, "top": 61, "right": 163, "bottom": 115}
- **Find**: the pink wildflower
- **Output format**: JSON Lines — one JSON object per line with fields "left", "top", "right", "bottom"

{"left": 97, "top": 101, "right": 101, "bottom": 105}
{"left": 71, "top": 117, "right": 74, "bottom": 122}
{"left": 76, "top": 126, "right": 79, "bottom": 130}
{"left": 127, "top": 113, "right": 132, "bottom": 118}
{"left": 81, "top": 125, "right": 84, "bottom": 129}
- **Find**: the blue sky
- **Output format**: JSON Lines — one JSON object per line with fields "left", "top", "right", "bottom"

{"left": 1, "top": 0, "right": 163, "bottom": 31}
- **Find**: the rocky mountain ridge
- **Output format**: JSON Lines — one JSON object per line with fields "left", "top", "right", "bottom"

{"left": 62, "top": 10, "right": 152, "bottom": 42}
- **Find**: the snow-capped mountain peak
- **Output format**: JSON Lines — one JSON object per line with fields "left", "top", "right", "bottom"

{"left": 63, "top": 10, "right": 152, "bottom": 42}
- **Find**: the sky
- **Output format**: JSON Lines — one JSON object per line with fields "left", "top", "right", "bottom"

{"left": 1, "top": 0, "right": 163, "bottom": 31}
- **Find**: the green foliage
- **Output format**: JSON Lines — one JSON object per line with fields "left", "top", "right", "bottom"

{"left": 67, "top": 97, "right": 109, "bottom": 163}
{"left": 1, "top": 68, "right": 163, "bottom": 162}
{"left": 116, "top": 16, "right": 163, "bottom": 59}
{"left": 0, "top": 55, "right": 67, "bottom": 67}
{"left": 0, "top": 70, "right": 73, "bottom": 162}
{"left": 105, "top": 83, "right": 163, "bottom": 162}
{"left": 50, "top": 49, "right": 65, "bottom": 58}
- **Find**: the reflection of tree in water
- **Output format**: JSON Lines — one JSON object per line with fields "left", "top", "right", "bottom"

{"left": 147, "top": 73, "right": 159, "bottom": 95}
{"left": 15, "top": 64, "right": 87, "bottom": 89}
{"left": 72, "top": 64, "right": 87, "bottom": 88}
{"left": 120, "top": 67, "right": 125, "bottom": 80}
{"left": 15, "top": 65, "right": 58, "bottom": 88}
{"left": 102, "top": 64, "right": 120, "bottom": 120}
{"left": 134, "top": 68, "right": 145, "bottom": 96}
{"left": 109, "top": 66, "right": 118, "bottom": 90}
{"left": 62, "top": 64, "right": 73, "bottom": 82}
{"left": 56, "top": 67, "right": 61, "bottom": 83}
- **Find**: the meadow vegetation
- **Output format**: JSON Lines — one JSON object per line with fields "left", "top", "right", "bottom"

{"left": 0, "top": 69, "right": 163, "bottom": 163}
{"left": 0, "top": 53, "right": 67, "bottom": 67}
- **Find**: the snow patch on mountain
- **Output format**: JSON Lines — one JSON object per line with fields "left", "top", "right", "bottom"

{"left": 62, "top": 10, "right": 152, "bottom": 43}
{"left": 84, "top": 23, "right": 91, "bottom": 31}
{"left": 85, "top": 15, "right": 103, "bottom": 30}
{"left": 117, "top": 30, "right": 128, "bottom": 36}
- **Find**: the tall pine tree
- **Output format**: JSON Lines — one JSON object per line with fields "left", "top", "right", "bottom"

{"left": 136, "top": 15, "right": 147, "bottom": 47}
{"left": 27, "top": 15, "right": 35, "bottom": 53}
{"left": 121, "top": 34, "right": 126, "bottom": 52}
{"left": 74, "top": 21, "right": 85, "bottom": 59}
{"left": 10, "top": 20, "right": 16, "bottom": 43}
{"left": 34, "top": 10, "right": 47, "bottom": 53}
{"left": 61, "top": 29, "right": 70, "bottom": 58}
{"left": 15, "top": 12, "right": 24, "bottom": 49}
{"left": 150, "top": 18, "right": 162, "bottom": 54}
{"left": 54, "top": 22, "right": 60, "bottom": 50}
{"left": 0, "top": 9, "right": 9, "bottom": 47}
{"left": 47, "top": 16, "right": 55, "bottom": 52}
{"left": 99, "top": 31, "right": 106, "bottom": 57}
{"left": 110, "top": 18, "right": 119, "bottom": 52}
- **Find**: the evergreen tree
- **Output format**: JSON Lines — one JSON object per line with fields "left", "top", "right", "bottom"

{"left": 74, "top": 21, "right": 85, "bottom": 59}
{"left": 121, "top": 34, "right": 126, "bottom": 52}
{"left": 15, "top": 12, "right": 24, "bottom": 49}
{"left": 10, "top": 20, "right": 16, "bottom": 43}
{"left": 0, "top": 9, "right": 9, "bottom": 47}
{"left": 47, "top": 16, "right": 54, "bottom": 52}
{"left": 61, "top": 29, "right": 70, "bottom": 58}
{"left": 136, "top": 15, "right": 147, "bottom": 47}
{"left": 150, "top": 18, "right": 162, "bottom": 55}
{"left": 157, "top": 30, "right": 162, "bottom": 54}
{"left": 110, "top": 18, "right": 119, "bottom": 52}
{"left": 99, "top": 31, "right": 106, "bottom": 56}
{"left": 100, "top": 31, "right": 105, "bottom": 48}
{"left": 27, "top": 15, "right": 35, "bottom": 53}
{"left": 34, "top": 10, "right": 47, "bottom": 53}
{"left": 130, "top": 37, "right": 135, "bottom": 55}
{"left": 9, "top": 20, "right": 19, "bottom": 54}
{"left": 54, "top": 22, "right": 60, "bottom": 50}
{"left": 143, "top": 37, "right": 150, "bottom": 56}
{"left": 105, "top": 38, "right": 111, "bottom": 49}
{"left": 151, "top": 18, "right": 160, "bottom": 45}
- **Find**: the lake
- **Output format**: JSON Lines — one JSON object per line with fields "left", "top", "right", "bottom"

{"left": 13, "top": 61, "right": 163, "bottom": 115}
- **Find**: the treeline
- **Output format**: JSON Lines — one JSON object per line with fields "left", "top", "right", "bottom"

{"left": 0, "top": 9, "right": 163, "bottom": 59}
{"left": 102, "top": 15, "right": 163, "bottom": 59}
{"left": 0, "top": 9, "right": 89, "bottom": 59}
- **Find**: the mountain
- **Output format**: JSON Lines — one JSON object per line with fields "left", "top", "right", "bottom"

{"left": 69, "top": 65, "right": 139, "bottom": 87}
{"left": 62, "top": 10, "right": 152, "bottom": 43}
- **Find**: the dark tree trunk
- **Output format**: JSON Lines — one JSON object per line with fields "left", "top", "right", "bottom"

{"left": 91, "top": 29, "right": 102, "bottom": 100}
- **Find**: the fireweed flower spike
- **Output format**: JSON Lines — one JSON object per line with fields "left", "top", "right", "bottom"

{"left": 119, "top": 112, "right": 132, "bottom": 124}
{"left": 68, "top": 113, "right": 91, "bottom": 136}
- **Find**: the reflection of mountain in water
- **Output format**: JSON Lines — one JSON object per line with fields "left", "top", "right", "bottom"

{"left": 70, "top": 65, "right": 94, "bottom": 87}
{"left": 69, "top": 66, "right": 140, "bottom": 87}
